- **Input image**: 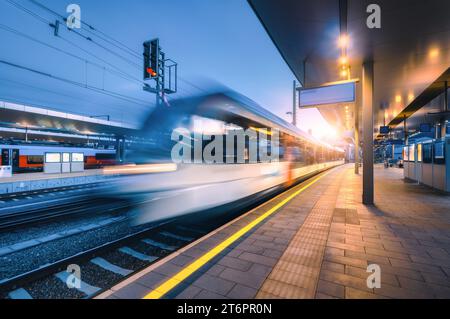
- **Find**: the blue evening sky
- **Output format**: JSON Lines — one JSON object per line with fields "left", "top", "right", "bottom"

{"left": 0, "top": 0, "right": 329, "bottom": 135}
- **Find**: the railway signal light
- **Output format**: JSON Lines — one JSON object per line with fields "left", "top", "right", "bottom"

{"left": 146, "top": 67, "right": 157, "bottom": 78}
{"left": 142, "top": 37, "right": 177, "bottom": 100}
{"left": 143, "top": 39, "right": 159, "bottom": 80}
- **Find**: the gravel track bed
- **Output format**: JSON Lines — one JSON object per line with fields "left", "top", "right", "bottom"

{"left": 0, "top": 220, "right": 149, "bottom": 280}
{"left": 133, "top": 241, "right": 173, "bottom": 258}
{"left": 24, "top": 276, "right": 85, "bottom": 299}
{"left": 79, "top": 262, "right": 123, "bottom": 290}
{"left": 147, "top": 232, "right": 188, "bottom": 247}
{"left": 102, "top": 250, "right": 148, "bottom": 271}
{"left": 0, "top": 212, "right": 120, "bottom": 248}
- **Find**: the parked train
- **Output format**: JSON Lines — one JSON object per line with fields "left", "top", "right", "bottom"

{"left": 102, "top": 91, "right": 345, "bottom": 225}
{"left": 0, "top": 143, "right": 116, "bottom": 173}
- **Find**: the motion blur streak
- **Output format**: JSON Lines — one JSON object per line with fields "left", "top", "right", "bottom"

{"left": 100, "top": 91, "right": 344, "bottom": 225}
{"left": 103, "top": 163, "right": 177, "bottom": 175}
{"left": 143, "top": 170, "right": 330, "bottom": 299}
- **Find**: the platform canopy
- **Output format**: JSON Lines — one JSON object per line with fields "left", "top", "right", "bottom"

{"left": 248, "top": 0, "right": 450, "bottom": 135}
{"left": 0, "top": 100, "right": 138, "bottom": 138}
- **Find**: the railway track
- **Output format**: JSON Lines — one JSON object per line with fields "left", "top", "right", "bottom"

{"left": 0, "top": 197, "right": 131, "bottom": 231}
{"left": 0, "top": 215, "right": 211, "bottom": 299}
{"left": 0, "top": 186, "right": 281, "bottom": 299}
{"left": 0, "top": 181, "right": 122, "bottom": 231}
{"left": 0, "top": 198, "right": 104, "bottom": 231}
{"left": 0, "top": 181, "right": 105, "bottom": 202}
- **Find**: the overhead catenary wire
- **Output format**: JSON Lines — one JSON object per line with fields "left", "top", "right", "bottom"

{"left": 0, "top": 23, "right": 145, "bottom": 87}
{"left": 2, "top": 0, "right": 207, "bottom": 105}
{"left": 0, "top": 59, "right": 150, "bottom": 106}
{"left": 2, "top": 0, "right": 144, "bottom": 82}
{"left": 64, "top": 27, "right": 143, "bottom": 70}
{"left": 4, "top": 0, "right": 48, "bottom": 24}
{"left": 0, "top": 76, "right": 143, "bottom": 114}
{"left": 26, "top": 0, "right": 142, "bottom": 59}
{"left": 21, "top": 0, "right": 209, "bottom": 96}
{"left": 1, "top": 0, "right": 158, "bottom": 106}
{"left": 5, "top": 0, "right": 142, "bottom": 70}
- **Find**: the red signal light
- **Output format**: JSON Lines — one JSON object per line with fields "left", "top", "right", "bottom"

{"left": 146, "top": 67, "right": 157, "bottom": 77}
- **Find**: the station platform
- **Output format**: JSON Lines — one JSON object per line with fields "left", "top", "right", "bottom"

{"left": 0, "top": 169, "right": 111, "bottom": 194}
{"left": 97, "top": 164, "right": 450, "bottom": 299}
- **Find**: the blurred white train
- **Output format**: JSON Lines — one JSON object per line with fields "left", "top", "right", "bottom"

{"left": 102, "top": 91, "right": 344, "bottom": 224}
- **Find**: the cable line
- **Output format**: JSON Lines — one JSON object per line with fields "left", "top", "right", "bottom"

{"left": 0, "top": 59, "right": 150, "bottom": 106}
{"left": 26, "top": 0, "right": 142, "bottom": 58}
{"left": 6, "top": 0, "right": 142, "bottom": 69}
{"left": 0, "top": 23, "right": 144, "bottom": 87}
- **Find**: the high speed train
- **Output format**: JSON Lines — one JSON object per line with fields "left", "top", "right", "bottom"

{"left": 102, "top": 91, "right": 344, "bottom": 225}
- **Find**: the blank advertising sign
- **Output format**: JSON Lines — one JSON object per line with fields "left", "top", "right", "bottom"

{"left": 299, "top": 82, "right": 356, "bottom": 108}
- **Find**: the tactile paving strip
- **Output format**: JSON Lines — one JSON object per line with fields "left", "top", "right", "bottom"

{"left": 256, "top": 170, "right": 345, "bottom": 299}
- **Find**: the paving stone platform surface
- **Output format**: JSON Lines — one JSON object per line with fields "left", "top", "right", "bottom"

{"left": 98, "top": 164, "right": 450, "bottom": 299}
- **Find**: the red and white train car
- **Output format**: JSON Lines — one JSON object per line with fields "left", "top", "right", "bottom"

{"left": 0, "top": 144, "right": 116, "bottom": 173}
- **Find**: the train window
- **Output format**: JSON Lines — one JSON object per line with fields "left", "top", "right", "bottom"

{"left": 191, "top": 116, "right": 225, "bottom": 135}
{"left": 306, "top": 144, "right": 315, "bottom": 164}
{"left": 296, "top": 141, "right": 306, "bottom": 165}
{"left": 27, "top": 156, "right": 44, "bottom": 165}
{"left": 435, "top": 141, "right": 444, "bottom": 158}
{"left": 62, "top": 153, "right": 70, "bottom": 163}
{"left": 417, "top": 144, "right": 422, "bottom": 162}
{"left": 434, "top": 141, "right": 445, "bottom": 165}
{"left": 422, "top": 143, "right": 432, "bottom": 164}
{"left": 403, "top": 146, "right": 408, "bottom": 161}
{"left": 72, "top": 153, "right": 84, "bottom": 162}
{"left": 45, "top": 153, "right": 61, "bottom": 163}
{"left": 292, "top": 146, "right": 302, "bottom": 163}
{"left": 1, "top": 149, "right": 9, "bottom": 165}
{"left": 12, "top": 149, "right": 19, "bottom": 168}
{"left": 408, "top": 145, "right": 415, "bottom": 162}
{"left": 96, "top": 153, "right": 116, "bottom": 160}
{"left": 318, "top": 147, "right": 325, "bottom": 163}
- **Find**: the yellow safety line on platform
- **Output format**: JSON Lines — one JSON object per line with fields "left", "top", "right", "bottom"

{"left": 143, "top": 170, "right": 331, "bottom": 299}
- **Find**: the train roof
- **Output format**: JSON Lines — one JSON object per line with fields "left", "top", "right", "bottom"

{"left": 221, "top": 91, "right": 338, "bottom": 150}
